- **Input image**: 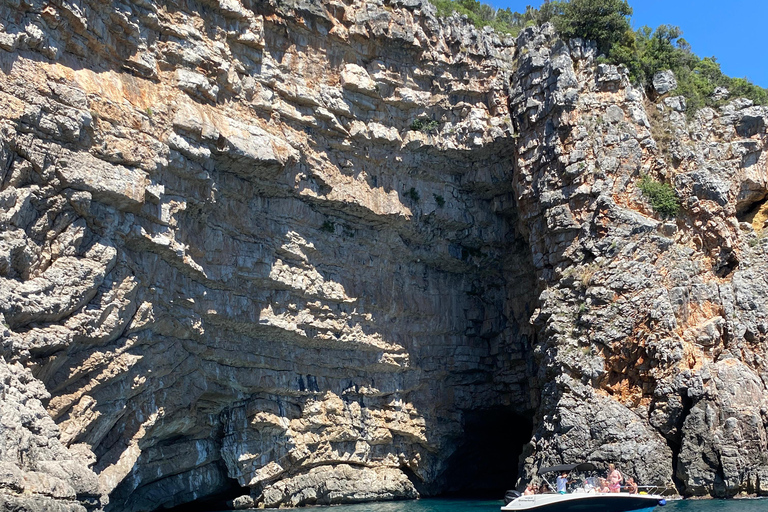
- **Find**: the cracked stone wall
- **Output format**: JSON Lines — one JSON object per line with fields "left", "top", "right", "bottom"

{"left": 0, "top": 1, "right": 537, "bottom": 510}
{"left": 2, "top": 1, "right": 768, "bottom": 511}
{"left": 508, "top": 25, "right": 768, "bottom": 499}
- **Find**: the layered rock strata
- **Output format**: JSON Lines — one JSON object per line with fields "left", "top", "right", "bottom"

{"left": 0, "top": 0, "right": 767, "bottom": 511}
{"left": 0, "top": 0, "right": 535, "bottom": 510}
{"left": 508, "top": 26, "right": 768, "bottom": 497}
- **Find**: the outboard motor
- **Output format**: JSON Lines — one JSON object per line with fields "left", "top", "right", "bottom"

{"left": 504, "top": 490, "right": 521, "bottom": 505}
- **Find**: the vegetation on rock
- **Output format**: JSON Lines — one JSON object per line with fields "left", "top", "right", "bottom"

{"left": 410, "top": 118, "right": 440, "bottom": 133}
{"left": 609, "top": 24, "right": 768, "bottom": 111}
{"left": 550, "top": 0, "right": 633, "bottom": 55}
{"left": 432, "top": 0, "right": 539, "bottom": 35}
{"left": 638, "top": 175, "right": 680, "bottom": 218}
{"left": 433, "top": 0, "right": 768, "bottom": 110}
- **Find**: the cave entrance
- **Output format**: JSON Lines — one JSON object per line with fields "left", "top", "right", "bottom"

{"left": 440, "top": 407, "right": 534, "bottom": 498}
{"left": 163, "top": 467, "right": 247, "bottom": 512}
{"left": 738, "top": 192, "right": 768, "bottom": 233}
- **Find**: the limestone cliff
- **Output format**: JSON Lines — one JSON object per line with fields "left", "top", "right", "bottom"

{"left": 0, "top": 1, "right": 766, "bottom": 511}
{"left": 508, "top": 28, "right": 768, "bottom": 497}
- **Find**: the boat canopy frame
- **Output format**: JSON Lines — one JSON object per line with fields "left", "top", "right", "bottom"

{"left": 537, "top": 463, "right": 597, "bottom": 475}
{"left": 536, "top": 462, "right": 597, "bottom": 492}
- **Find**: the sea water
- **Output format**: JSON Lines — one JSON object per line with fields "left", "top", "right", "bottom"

{"left": 221, "top": 497, "right": 768, "bottom": 512}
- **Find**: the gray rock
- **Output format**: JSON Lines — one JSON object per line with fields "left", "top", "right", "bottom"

{"left": 596, "top": 63, "right": 622, "bottom": 84}
{"left": 663, "top": 96, "right": 687, "bottom": 112}
{"left": 678, "top": 360, "right": 768, "bottom": 496}
{"left": 175, "top": 68, "right": 219, "bottom": 102}
{"left": 231, "top": 495, "right": 255, "bottom": 509}
{"left": 0, "top": 360, "right": 103, "bottom": 509}
{"left": 0, "top": 2, "right": 532, "bottom": 511}
{"left": 653, "top": 70, "right": 678, "bottom": 95}
{"left": 711, "top": 87, "right": 730, "bottom": 101}
{"left": 258, "top": 464, "right": 418, "bottom": 507}
{"left": 55, "top": 151, "right": 148, "bottom": 211}
{"left": 604, "top": 105, "right": 625, "bottom": 123}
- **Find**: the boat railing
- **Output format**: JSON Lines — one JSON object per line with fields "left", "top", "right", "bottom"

{"left": 565, "top": 482, "right": 674, "bottom": 495}
{"left": 634, "top": 484, "right": 677, "bottom": 496}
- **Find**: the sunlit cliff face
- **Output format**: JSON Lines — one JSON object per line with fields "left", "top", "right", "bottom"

{"left": 1, "top": 1, "right": 768, "bottom": 511}
{"left": 0, "top": 1, "right": 538, "bottom": 510}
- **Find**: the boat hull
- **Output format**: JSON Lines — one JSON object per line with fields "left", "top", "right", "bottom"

{"left": 501, "top": 493, "right": 664, "bottom": 512}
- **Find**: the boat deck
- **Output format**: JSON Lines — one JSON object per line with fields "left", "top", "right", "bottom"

{"left": 501, "top": 491, "right": 665, "bottom": 512}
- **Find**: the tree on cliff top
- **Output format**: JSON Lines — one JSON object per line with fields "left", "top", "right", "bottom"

{"left": 433, "top": 0, "right": 767, "bottom": 109}
{"left": 545, "top": 0, "right": 767, "bottom": 109}
{"left": 432, "top": 0, "right": 562, "bottom": 35}
{"left": 550, "top": 0, "right": 633, "bottom": 55}
{"left": 611, "top": 22, "right": 768, "bottom": 110}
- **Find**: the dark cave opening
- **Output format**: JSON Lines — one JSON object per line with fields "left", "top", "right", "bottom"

{"left": 439, "top": 407, "right": 534, "bottom": 499}
{"left": 163, "top": 471, "right": 247, "bottom": 512}
{"left": 669, "top": 393, "right": 695, "bottom": 496}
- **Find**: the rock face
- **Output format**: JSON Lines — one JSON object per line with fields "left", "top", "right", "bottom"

{"left": 0, "top": 1, "right": 767, "bottom": 511}
{"left": 0, "top": 1, "right": 534, "bottom": 510}
{"left": 652, "top": 70, "right": 678, "bottom": 96}
{"left": 508, "top": 28, "right": 768, "bottom": 498}
{"left": 0, "top": 358, "right": 102, "bottom": 512}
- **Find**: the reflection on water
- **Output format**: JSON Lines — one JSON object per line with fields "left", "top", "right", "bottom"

{"left": 216, "top": 496, "right": 768, "bottom": 512}
{"left": 664, "top": 497, "right": 768, "bottom": 511}
{"left": 304, "top": 499, "right": 502, "bottom": 512}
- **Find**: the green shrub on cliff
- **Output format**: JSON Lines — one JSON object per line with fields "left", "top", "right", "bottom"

{"left": 638, "top": 175, "right": 679, "bottom": 218}
{"left": 431, "top": 0, "right": 550, "bottom": 36}
{"left": 435, "top": 0, "right": 633, "bottom": 52}
{"left": 610, "top": 24, "right": 768, "bottom": 111}
{"left": 406, "top": 187, "right": 421, "bottom": 202}
{"left": 545, "top": 1, "right": 767, "bottom": 108}
{"left": 551, "top": 0, "right": 632, "bottom": 55}
{"left": 411, "top": 118, "right": 439, "bottom": 133}
{"left": 553, "top": 1, "right": 767, "bottom": 110}
{"left": 432, "top": 0, "right": 768, "bottom": 111}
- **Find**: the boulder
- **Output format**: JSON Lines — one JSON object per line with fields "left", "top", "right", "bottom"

{"left": 653, "top": 70, "right": 677, "bottom": 95}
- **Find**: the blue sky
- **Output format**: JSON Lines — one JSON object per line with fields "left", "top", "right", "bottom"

{"left": 490, "top": 0, "right": 768, "bottom": 88}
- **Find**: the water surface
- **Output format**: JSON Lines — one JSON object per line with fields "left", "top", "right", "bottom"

{"left": 245, "top": 497, "right": 768, "bottom": 512}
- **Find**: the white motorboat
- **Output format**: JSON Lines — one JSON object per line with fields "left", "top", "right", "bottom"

{"left": 501, "top": 491, "right": 667, "bottom": 512}
{"left": 501, "top": 463, "right": 668, "bottom": 512}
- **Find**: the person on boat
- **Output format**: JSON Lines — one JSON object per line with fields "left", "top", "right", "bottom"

{"left": 556, "top": 471, "right": 570, "bottom": 494}
{"left": 584, "top": 476, "right": 602, "bottom": 493}
{"left": 607, "top": 464, "right": 623, "bottom": 493}
{"left": 538, "top": 482, "right": 550, "bottom": 494}
{"left": 597, "top": 477, "right": 610, "bottom": 493}
{"left": 625, "top": 476, "right": 638, "bottom": 494}
{"left": 523, "top": 483, "right": 535, "bottom": 495}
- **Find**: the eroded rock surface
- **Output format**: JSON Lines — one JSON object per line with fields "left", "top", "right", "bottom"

{"left": 0, "top": 1, "right": 767, "bottom": 511}
{"left": 508, "top": 28, "right": 768, "bottom": 498}
{"left": 0, "top": 358, "right": 102, "bottom": 512}
{"left": 0, "top": 1, "right": 534, "bottom": 510}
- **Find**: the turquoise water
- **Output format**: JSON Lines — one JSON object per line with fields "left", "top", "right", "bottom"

{"left": 263, "top": 497, "right": 768, "bottom": 512}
